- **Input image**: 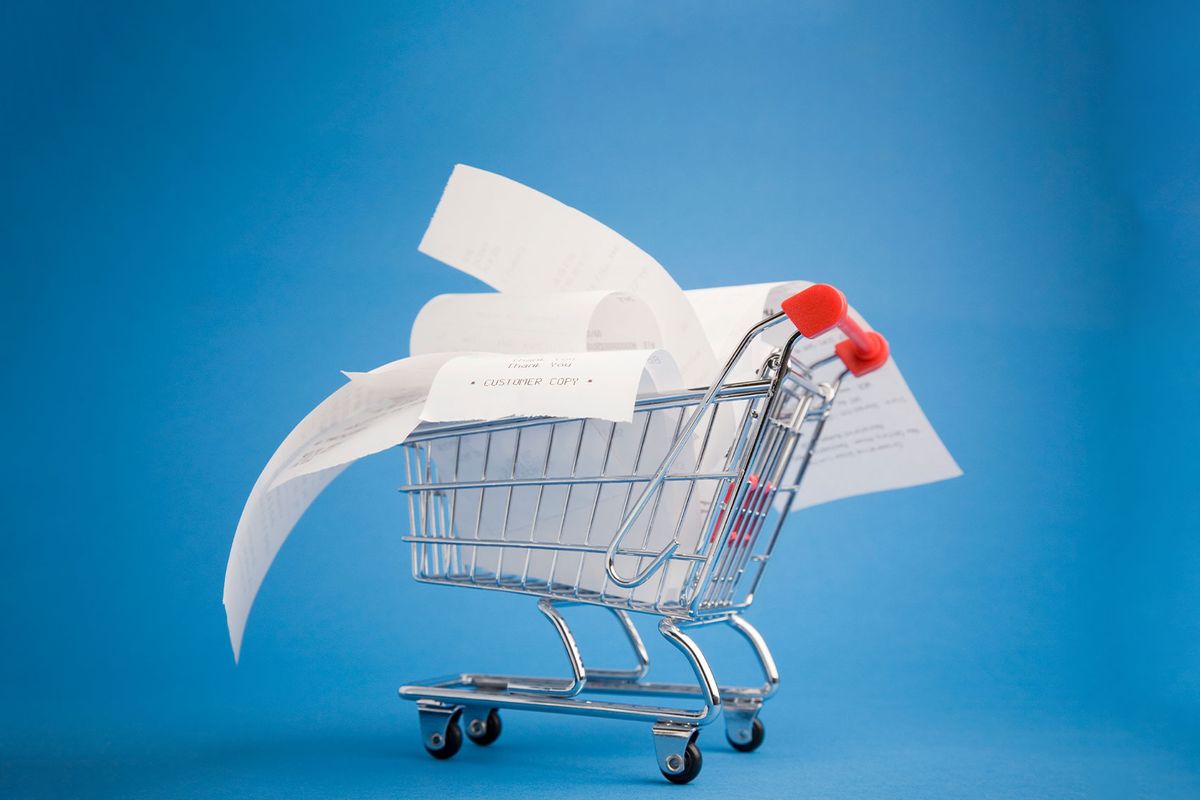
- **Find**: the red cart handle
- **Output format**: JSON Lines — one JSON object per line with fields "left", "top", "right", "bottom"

{"left": 780, "top": 284, "right": 890, "bottom": 376}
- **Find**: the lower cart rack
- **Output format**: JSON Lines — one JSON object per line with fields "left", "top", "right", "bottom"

{"left": 400, "top": 601, "right": 777, "bottom": 783}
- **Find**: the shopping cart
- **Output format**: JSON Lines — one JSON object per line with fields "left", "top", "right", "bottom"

{"left": 397, "top": 284, "right": 890, "bottom": 783}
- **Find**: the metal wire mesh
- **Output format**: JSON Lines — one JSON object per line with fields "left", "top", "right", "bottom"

{"left": 399, "top": 362, "right": 830, "bottom": 619}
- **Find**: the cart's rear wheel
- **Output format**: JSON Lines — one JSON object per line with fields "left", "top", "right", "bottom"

{"left": 661, "top": 741, "right": 703, "bottom": 784}
{"left": 466, "top": 709, "right": 502, "bottom": 746}
{"left": 424, "top": 717, "right": 463, "bottom": 760}
{"left": 727, "top": 717, "right": 765, "bottom": 752}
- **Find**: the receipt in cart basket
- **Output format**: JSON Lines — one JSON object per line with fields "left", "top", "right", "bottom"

{"left": 684, "top": 282, "right": 962, "bottom": 509}
{"left": 685, "top": 281, "right": 812, "bottom": 382}
{"left": 226, "top": 346, "right": 682, "bottom": 659}
{"left": 419, "top": 164, "right": 717, "bottom": 388}
{"left": 410, "top": 290, "right": 661, "bottom": 356}
{"left": 421, "top": 350, "right": 680, "bottom": 424}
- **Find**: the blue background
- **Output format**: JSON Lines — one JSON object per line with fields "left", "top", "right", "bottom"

{"left": 3, "top": 1, "right": 1198, "bottom": 797}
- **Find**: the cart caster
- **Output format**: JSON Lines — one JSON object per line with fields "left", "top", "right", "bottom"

{"left": 652, "top": 723, "right": 703, "bottom": 784}
{"left": 418, "top": 704, "right": 463, "bottom": 760}
{"left": 661, "top": 742, "right": 703, "bottom": 784}
{"left": 727, "top": 717, "right": 765, "bottom": 753}
{"left": 465, "top": 708, "right": 502, "bottom": 746}
{"left": 424, "top": 721, "right": 461, "bottom": 760}
{"left": 723, "top": 701, "right": 766, "bottom": 753}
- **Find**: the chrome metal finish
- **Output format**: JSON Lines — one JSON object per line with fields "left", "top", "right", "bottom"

{"left": 602, "top": 312, "right": 791, "bottom": 588}
{"left": 722, "top": 702, "right": 759, "bottom": 746}
{"left": 652, "top": 722, "right": 697, "bottom": 774}
{"left": 416, "top": 701, "right": 460, "bottom": 749}
{"left": 465, "top": 713, "right": 488, "bottom": 738}
{"left": 396, "top": 304, "right": 869, "bottom": 780}
{"left": 399, "top": 608, "right": 724, "bottom": 726}
{"left": 506, "top": 599, "right": 586, "bottom": 696}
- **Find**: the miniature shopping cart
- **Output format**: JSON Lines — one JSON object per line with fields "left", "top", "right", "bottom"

{"left": 397, "top": 284, "right": 890, "bottom": 783}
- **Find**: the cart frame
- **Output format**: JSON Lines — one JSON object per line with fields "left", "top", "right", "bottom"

{"left": 396, "top": 284, "right": 889, "bottom": 783}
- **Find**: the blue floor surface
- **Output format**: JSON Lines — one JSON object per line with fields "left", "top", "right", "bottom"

{"left": 6, "top": 705, "right": 1198, "bottom": 799}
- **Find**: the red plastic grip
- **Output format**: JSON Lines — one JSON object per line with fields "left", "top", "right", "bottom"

{"left": 780, "top": 284, "right": 890, "bottom": 376}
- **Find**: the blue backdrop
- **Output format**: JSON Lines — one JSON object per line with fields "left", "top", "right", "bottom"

{"left": 3, "top": 1, "right": 1198, "bottom": 797}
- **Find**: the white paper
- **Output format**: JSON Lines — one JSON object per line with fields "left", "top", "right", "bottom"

{"left": 438, "top": 411, "right": 703, "bottom": 609}
{"left": 411, "top": 290, "right": 661, "bottom": 356}
{"left": 419, "top": 165, "right": 718, "bottom": 388}
{"left": 787, "top": 328, "right": 962, "bottom": 509}
{"left": 226, "top": 346, "right": 681, "bottom": 659}
{"left": 223, "top": 353, "right": 455, "bottom": 660}
{"left": 421, "top": 350, "right": 680, "bottom": 424}
{"left": 685, "top": 281, "right": 810, "bottom": 380}
{"left": 412, "top": 342, "right": 691, "bottom": 607}
{"left": 684, "top": 282, "right": 961, "bottom": 509}
{"left": 417, "top": 164, "right": 733, "bottom": 481}
{"left": 267, "top": 355, "right": 458, "bottom": 489}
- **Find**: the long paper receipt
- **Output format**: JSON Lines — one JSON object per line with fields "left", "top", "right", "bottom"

{"left": 223, "top": 165, "right": 962, "bottom": 661}
{"left": 225, "top": 347, "right": 678, "bottom": 660}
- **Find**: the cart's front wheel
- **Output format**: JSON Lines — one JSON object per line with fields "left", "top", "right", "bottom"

{"left": 727, "top": 717, "right": 765, "bottom": 753}
{"left": 661, "top": 741, "right": 703, "bottom": 784}
{"left": 466, "top": 709, "right": 502, "bottom": 746}
{"left": 424, "top": 718, "right": 463, "bottom": 760}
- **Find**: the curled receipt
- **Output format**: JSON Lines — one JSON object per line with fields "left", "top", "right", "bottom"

{"left": 223, "top": 353, "right": 453, "bottom": 661}
{"left": 411, "top": 290, "right": 661, "bottom": 356}
{"left": 419, "top": 165, "right": 717, "bottom": 387}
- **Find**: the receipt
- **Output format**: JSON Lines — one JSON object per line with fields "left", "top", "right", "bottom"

{"left": 787, "top": 329, "right": 962, "bottom": 509}
{"left": 412, "top": 293, "right": 683, "bottom": 600}
{"left": 224, "top": 353, "right": 455, "bottom": 660}
{"left": 226, "top": 347, "right": 681, "bottom": 659}
{"left": 411, "top": 290, "right": 661, "bottom": 355}
{"left": 421, "top": 350, "right": 680, "bottom": 424}
{"left": 685, "top": 281, "right": 810, "bottom": 380}
{"left": 417, "top": 164, "right": 733, "bottom": 489}
{"left": 419, "top": 165, "right": 718, "bottom": 388}
{"left": 417, "top": 348, "right": 686, "bottom": 602}
{"left": 268, "top": 356, "right": 458, "bottom": 489}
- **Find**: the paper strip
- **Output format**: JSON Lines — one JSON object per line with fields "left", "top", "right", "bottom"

{"left": 418, "top": 165, "right": 718, "bottom": 387}
{"left": 410, "top": 290, "right": 661, "bottom": 356}
{"left": 420, "top": 350, "right": 680, "bottom": 424}
{"left": 223, "top": 353, "right": 456, "bottom": 660}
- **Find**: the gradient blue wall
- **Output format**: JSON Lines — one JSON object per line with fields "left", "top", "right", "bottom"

{"left": 1104, "top": 1, "right": 1200, "bottom": 734}
{"left": 2, "top": 1, "right": 1197, "bottom": 797}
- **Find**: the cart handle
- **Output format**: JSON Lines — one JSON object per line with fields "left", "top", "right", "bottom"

{"left": 780, "top": 284, "right": 889, "bottom": 377}
{"left": 604, "top": 283, "right": 889, "bottom": 588}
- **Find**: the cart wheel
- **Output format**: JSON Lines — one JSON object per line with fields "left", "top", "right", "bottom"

{"left": 661, "top": 741, "right": 703, "bottom": 785}
{"left": 466, "top": 709, "right": 502, "bottom": 746}
{"left": 424, "top": 717, "right": 463, "bottom": 760}
{"left": 727, "top": 717, "right": 765, "bottom": 753}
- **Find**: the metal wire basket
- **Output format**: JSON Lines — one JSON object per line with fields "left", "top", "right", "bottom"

{"left": 397, "top": 283, "right": 890, "bottom": 783}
